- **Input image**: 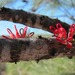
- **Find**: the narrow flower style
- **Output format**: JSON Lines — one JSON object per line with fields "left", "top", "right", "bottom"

{"left": 2, "top": 25, "right": 34, "bottom": 39}
{"left": 50, "top": 23, "right": 75, "bottom": 48}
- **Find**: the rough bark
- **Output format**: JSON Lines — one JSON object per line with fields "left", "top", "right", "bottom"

{"left": 0, "top": 7, "right": 70, "bottom": 33}
{"left": 0, "top": 37, "right": 75, "bottom": 64}
{"left": 0, "top": 7, "right": 74, "bottom": 63}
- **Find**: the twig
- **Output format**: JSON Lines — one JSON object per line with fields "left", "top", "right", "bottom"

{"left": 0, "top": 7, "right": 70, "bottom": 33}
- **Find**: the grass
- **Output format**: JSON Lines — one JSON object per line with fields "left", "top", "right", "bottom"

{"left": 5, "top": 57, "right": 75, "bottom": 75}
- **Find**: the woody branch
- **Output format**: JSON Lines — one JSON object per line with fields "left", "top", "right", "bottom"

{"left": 0, "top": 37, "right": 75, "bottom": 64}
{"left": 0, "top": 7, "right": 70, "bottom": 33}
{"left": 0, "top": 7, "right": 74, "bottom": 63}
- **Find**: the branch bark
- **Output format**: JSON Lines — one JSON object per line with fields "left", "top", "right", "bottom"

{"left": 0, "top": 37, "right": 75, "bottom": 64}
{"left": 0, "top": 7, "right": 73, "bottom": 63}
{"left": 0, "top": 7, "right": 70, "bottom": 32}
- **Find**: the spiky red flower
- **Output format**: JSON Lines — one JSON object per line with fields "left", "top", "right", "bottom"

{"left": 50, "top": 23, "right": 75, "bottom": 48}
{"left": 2, "top": 25, "right": 34, "bottom": 39}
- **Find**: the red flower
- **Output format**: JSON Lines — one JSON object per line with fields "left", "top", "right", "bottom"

{"left": 2, "top": 25, "right": 34, "bottom": 39}
{"left": 50, "top": 23, "right": 75, "bottom": 48}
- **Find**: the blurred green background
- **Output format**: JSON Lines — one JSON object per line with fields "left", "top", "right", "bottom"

{"left": 0, "top": 57, "right": 75, "bottom": 75}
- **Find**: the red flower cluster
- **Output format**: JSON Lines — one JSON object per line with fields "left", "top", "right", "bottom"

{"left": 2, "top": 25, "right": 34, "bottom": 39}
{"left": 50, "top": 23, "right": 75, "bottom": 48}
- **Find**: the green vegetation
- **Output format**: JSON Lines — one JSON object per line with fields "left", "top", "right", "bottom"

{"left": 6, "top": 57, "right": 75, "bottom": 75}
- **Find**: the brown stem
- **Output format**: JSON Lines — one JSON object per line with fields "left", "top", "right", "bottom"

{"left": 0, "top": 7, "right": 73, "bottom": 64}
{"left": 0, "top": 7, "right": 70, "bottom": 33}
{"left": 0, "top": 37, "right": 75, "bottom": 64}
